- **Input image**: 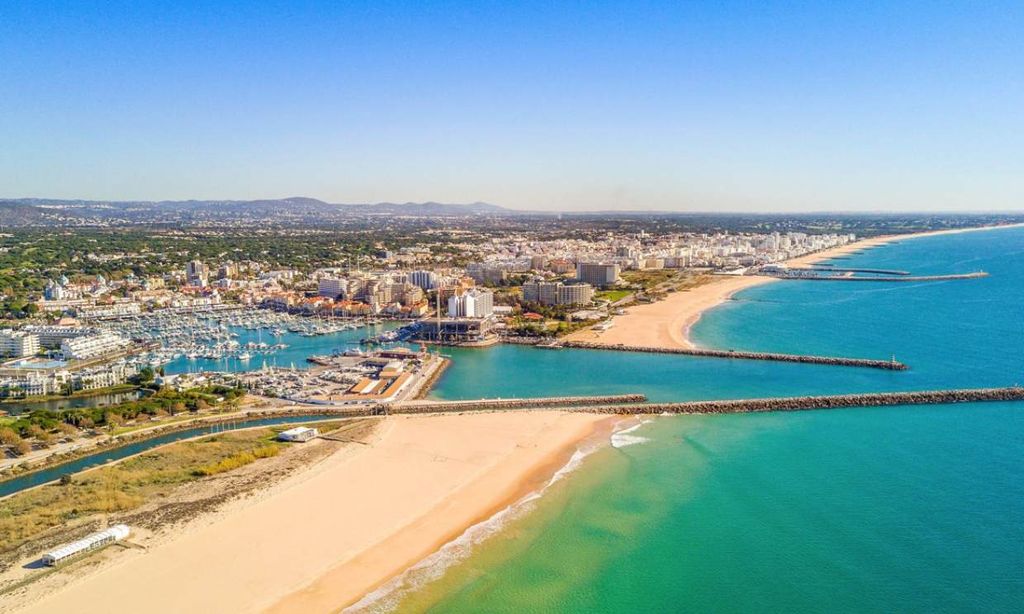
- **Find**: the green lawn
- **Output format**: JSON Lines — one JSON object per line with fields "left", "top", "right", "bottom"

{"left": 595, "top": 289, "right": 631, "bottom": 302}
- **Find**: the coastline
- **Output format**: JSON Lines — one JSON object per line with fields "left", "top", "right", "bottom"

{"left": 566, "top": 224, "right": 1022, "bottom": 350}
{"left": 15, "top": 411, "right": 614, "bottom": 614}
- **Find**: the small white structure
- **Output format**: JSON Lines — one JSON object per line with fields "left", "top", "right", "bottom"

{"left": 42, "top": 524, "right": 130, "bottom": 566}
{"left": 277, "top": 426, "right": 319, "bottom": 442}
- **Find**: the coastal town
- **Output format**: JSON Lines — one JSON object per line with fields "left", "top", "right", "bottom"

{"left": 2, "top": 214, "right": 1018, "bottom": 601}
{"left": 3, "top": 3, "right": 1021, "bottom": 612}
{"left": 1, "top": 229, "right": 859, "bottom": 401}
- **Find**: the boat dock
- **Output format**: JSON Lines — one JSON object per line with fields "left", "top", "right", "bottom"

{"left": 557, "top": 341, "right": 908, "bottom": 371}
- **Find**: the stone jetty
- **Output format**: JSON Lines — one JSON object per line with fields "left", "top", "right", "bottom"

{"left": 804, "top": 266, "right": 910, "bottom": 275}
{"left": 558, "top": 341, "right": 908, "bottom": 371}
{"left": 572, "top": 387, "right": 1024, "bottom": 415}
{"left": 778, "top": 271, "right": 988, "bottom": 282}
{"left": 389, "top": 393, "right": 647, "bottom": 414}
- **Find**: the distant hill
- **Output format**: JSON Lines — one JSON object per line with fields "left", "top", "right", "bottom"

{"left": 0, "top": 197, "right": 516, "bottom": 226}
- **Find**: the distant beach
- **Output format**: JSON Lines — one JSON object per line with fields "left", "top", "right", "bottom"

{"left": 566, "top": 225, "right": 1022, "bottom": 350}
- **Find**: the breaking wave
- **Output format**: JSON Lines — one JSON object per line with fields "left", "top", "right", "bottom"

{"left": 610, "top": 419, "right": 652, "bottom": 449}
{"left": 344, "top": 444, "right": 599, "bottom": 613}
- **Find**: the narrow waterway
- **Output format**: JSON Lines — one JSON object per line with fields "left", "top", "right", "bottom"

{"left": 0, "top": 413, "right": 343, "bottom": 498}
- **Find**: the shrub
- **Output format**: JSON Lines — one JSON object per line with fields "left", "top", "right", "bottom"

{"left": 191, "top": 445, "right": 279, "bottom": 477}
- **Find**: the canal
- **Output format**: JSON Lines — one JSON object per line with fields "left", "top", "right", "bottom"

{"left": 0, "top": 413, "right": 345, "bottom": 499}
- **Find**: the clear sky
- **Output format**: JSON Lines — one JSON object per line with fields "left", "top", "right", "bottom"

{"left": 1, "top": 1, "right": 1021, "bottom": 212}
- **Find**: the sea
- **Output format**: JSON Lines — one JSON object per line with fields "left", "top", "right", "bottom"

{"left": 363, "top": 226, "right": 1024, "bottom": 613}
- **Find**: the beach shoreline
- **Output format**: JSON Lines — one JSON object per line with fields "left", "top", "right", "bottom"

{"left": 13, "top": 411, "right": 615, "bottom": 614}
{"left": 566, "top": 224, "right": 1022, "bottom": 350}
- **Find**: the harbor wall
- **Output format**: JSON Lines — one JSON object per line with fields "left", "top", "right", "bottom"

{"left": 776, "top": 272, "right": 988, "bottom": 282}
{"left": 388, "top": 393, "right": 647, "bottom": 414}
{"left": 411, "top": 357, "right": 451, "bottom": 400}
{"left": 559, "top": 341, "right": 908, "bottom": 371}
{"left": 571, "top": 387, "right": 1024, "bottom": 415}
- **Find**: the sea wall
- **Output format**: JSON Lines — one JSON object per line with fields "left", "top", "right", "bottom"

{"left": 388, "top": 393, "right": 647, "bottom": 414}
{"left": 572, "top": 387, "right": 1024, "bottom": 415}
{"left": 777, "top": 272, "right": 988, "bottom": 282}
{"left": 411, "top": 357, "right": 452, "bottom": 400}
{"left": 559, "top": 341, "right": 908, "bottom": 371}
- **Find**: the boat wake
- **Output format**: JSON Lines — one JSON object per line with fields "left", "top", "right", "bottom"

{"left": 344, "top": 445, "right": 599, "bottom": 613}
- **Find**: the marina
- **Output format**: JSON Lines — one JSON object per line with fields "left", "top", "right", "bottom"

{"left": 91, "top": 307, "right": 394, "bottom": 375}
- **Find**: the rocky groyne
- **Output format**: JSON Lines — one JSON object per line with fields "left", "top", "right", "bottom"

{"left": 572, "top": 387, "right": 1024, "bottom": 415}
{"left": 559, "top": 341, "right": 908, "bottom": 371}
{"left": 388, "top": 393, "right": 648, "bottom": 414}
{"left": 779, "top": 272, "right": 988, "bottom": 282}
{"left": 411, "top": 357, "right": 452, "bottom": 400}
{"left": 804, "top": 266, "right": 910, "bottom": 275}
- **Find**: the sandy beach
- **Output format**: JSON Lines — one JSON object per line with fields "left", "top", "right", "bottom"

{"left": 565, "top": 226, "right": 1020, "bottom": 350}
{"left": 16, "top": 411, "right": 612, "bottom": 614}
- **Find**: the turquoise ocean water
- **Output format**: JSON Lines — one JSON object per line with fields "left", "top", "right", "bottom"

{"left": 373, "top": 227, "right": 1023, "bottom": 613}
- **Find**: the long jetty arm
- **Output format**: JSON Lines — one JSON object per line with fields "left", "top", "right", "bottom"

{"left": 570, "top": 387, "right": 1024, "bottom": 415}
{"left": 559, "top": 341, "right": 908, "bottom": 371}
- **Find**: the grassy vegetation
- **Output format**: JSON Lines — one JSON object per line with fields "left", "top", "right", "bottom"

{"left": 191, "top": 444, "right": 279, "bottom": 477}
{"left": 595, "top": 289, "right": 631, "bottom": 302}
{"left": 619, "top": 269, "right": 715, "bottom": 297}
{"left": 620, "top": 269, "right": 681, "bottom": 291}
{"left": 0, "top": 428, "right": 283, "bottom": 553}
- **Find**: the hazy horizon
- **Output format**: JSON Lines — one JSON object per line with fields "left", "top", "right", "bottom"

{"left": 2, "top": 2, "right": 1022, "bottom": 212}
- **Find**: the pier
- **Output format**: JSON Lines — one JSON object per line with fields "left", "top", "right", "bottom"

{"left": 571, "top": 387, "right": 1024, "bottom": 415}
{"left": 558, "top": 341, "right": 908, "bottom": 371}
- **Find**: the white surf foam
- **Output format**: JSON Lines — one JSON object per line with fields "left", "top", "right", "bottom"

{"left": 610, "top": 419, "right": 652, "bottom": 449}
{"left": 344, "top": 444, "right": 599, "bottom": 613}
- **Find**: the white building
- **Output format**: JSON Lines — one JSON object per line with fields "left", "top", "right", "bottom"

{"left": 447, "top": 288, "right": 494, "bottom": 318}
{"left": 277, "top": 426, "right": 319, "bottom": 442}
{"left": 0, "top": 329, "right": 40, "bottom": 358}
{"left": 522, "top": 280, "right": 594, "bottom": 306}
{"left": 60, "top": 332, "right": 130, "bottom": 361}
{"left": 409, "top": 270, "right": 438, "bottom": 290}
{"left": 42, "top": 525, "right": 131, "bottom": 566}
{"left": 23, "top": 325, "right": 96, "bottom": 348}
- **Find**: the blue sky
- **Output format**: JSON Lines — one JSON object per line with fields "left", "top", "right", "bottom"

{"left": 1, "top": 1, "right": 1021, "bottom": 211}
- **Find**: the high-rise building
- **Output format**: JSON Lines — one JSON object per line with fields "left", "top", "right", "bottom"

{"left": 318, "top": 277, "right": 345, "bottom": 298}
{"left": 410, "top": 270, "right": 439, "bottom": 290}
{"left": 576, "top": 262, "right": 620, "bottom": 287}
{"left": 447, "top": 288, "right": 494, "bottom": 318}
{"left": 522, "top": 280, "right": 594, "bottom": 306}
{"left": 186, "top": 261, "right": 209, "bottom": 287}
{"left": 218, "top": 263, "right": 239, "bottom": 279}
